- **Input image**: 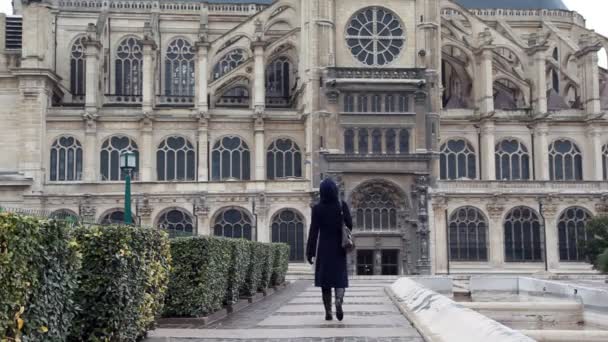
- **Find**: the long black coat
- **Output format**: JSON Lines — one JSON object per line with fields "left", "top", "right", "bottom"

{"left": 306, "top": 200, "right": 353, "bottom": 288}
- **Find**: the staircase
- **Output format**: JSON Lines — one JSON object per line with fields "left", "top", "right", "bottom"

{"left": 286, "top": 263, "right": 314, "bottom": 281}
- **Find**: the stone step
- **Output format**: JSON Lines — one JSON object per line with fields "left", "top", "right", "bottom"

{"left": 147, "top": 327, "right": 421, "bottom": 339}
{"left": 257, "top": 314, "right": 409, "bottom": 327}
{"left": 276, "top": 304, "right": 399, "bottom": 313}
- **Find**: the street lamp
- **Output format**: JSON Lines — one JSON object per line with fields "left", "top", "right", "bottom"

{"left": 120, "top": 151, "right": 137, "bottom": 225}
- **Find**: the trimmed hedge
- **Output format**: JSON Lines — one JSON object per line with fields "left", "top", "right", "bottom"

{"left": 164, "top": 236, "right": 232, "bottom": 317}
{"left": 70, "top": 225, "right": 171, "bottom": 341}
{"left": 241, "top": 242, "right": 266, "bottom": 297}
{"left": 0, "top": 214, "right": 80, "bottom": 342}
{"left": 225, "top": 239, "right": 251, "bottom": 305}
{"left": 598, "top": 248, "right": 608, "bottom": 274}
{"left": 259, "top": 243, "right": 275, "bottom": 291}
{"left": 271, "top": 244, "right": 290, "bottom": 286}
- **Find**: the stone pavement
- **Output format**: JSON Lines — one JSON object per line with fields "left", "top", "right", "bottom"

{"left": 147, "top": 280, "right": 423, "bottom": 342}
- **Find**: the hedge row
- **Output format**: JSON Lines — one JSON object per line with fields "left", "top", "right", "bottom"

{"left": 0, "top": 213, "right": 171, "bottom": 342}
{"left": 164, "top": 236, "right": 290, "bottom": 318}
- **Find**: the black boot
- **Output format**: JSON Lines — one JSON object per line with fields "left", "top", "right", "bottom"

{"left": 322, "top": 288, "right": 333, "bottom": 321}
{"left": 335, "top": 288, "right": 345, "bottom": 321}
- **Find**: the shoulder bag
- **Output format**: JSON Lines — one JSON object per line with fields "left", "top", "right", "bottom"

{"left": 339, "top": 201, "right": 355, "bottom": 253}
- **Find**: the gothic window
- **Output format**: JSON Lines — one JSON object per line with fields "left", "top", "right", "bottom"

{"left": 352, "top": 183, "right": 399, "bottom": 231}
{"left": 99, "top": 210, "right": 125, "bottom": 225}
{"left": 358, "top": 128, "right": 369, "bottom": 154}
{"left": 504, "top": 206, "right": 543, "bottom": 262}
{"left": 603, "top": 144, "right": 608, "bottom": 180}
{"left": 267, "top": 138, "right": 302, "bottom": 179}
{"left": 558, "top": 207, "right": 592, "bottom": 262}
{"left": 266, "top": 56, "right": 291, "bottom": 98}
{"left": 70, "top": 36, "right": 86, "bottom": 96}
{"left": 271, "top": 209, "right": 305, "bottom": 261}
{"left": 440, "top": 139, "right": 476, "bottom": 180}
{"left": 371, "top": 95, "right": 381, "bottom": 112}
{"left": 385, "top": 95, "right": 395, "bottom": 112}
{"left": 157, "top": 208, "right": 194, "bottom": 237}
{"left": 372, "top": 129, "right": 382, "bottom": 154}
{"left": 157, "top": 136, "right": 196, "bottom": 181}
{"left": 386, "top": 129, "right": 396, "bottom": 154}
{"left": 211, "top": 136, "right": 251, "bottom": 181}
{"left": 164, "top": 38, "right": 195, "bottom": 96}
{"left": 449, "top": 207, "right": 488, "bottom": 261}
{"left": 398, "top": 95, "right": 408, "bottom": 112}
{"left": 50, "top": 136, "right": 83, "bottom": 181}
{"left": 213, "top": 48, "right": 247, "bottom": 80}
{"left": 344, "top": 129, "right": 355, "bottom": 154}
{"left": 495, "top": 139, "right": 530, "bottom": 180}
{"left": 115, "top": 37, "right": 143, "bottom": 96}
{"left": 344, "top": 94, "right": 355, "bottom": 112}
{"left": 549, "top": 139, "right": 583, "bottom": 181}
{"left": 213, "top": 208, "right": 253, "bottom": 240}
{"left": 218, "top": 86, "right": 250, "bottom": 107}
{"left": 357, "top": 95, "right": 368, "bottom": 112}
{"left": 100, "top": 136, "right": 139, "bottom": 181}
{"left": 346, "top": 7, "right": 405, "bottom": 66}
{"left": 399, "top": 129, "right": 410, "bottom": 154}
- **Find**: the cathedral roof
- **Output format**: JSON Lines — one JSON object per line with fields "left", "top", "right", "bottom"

{"left": 455, "top": 0, "right": 568, "bottom": 10}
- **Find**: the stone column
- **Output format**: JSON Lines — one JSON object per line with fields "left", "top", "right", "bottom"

{"left": 353, "top": 128, "right": 360, "bottom": 154}
{"left": 254, "top": 116, "right": 266, "bottom": 181}
{"left": 195, "top": 197, "right": 210, "bottom": 236}
{"left": 256, "top": 194, "right": 270, "bottom": 242}
{"left": 587, "top": 124, "right": 603, "bottom": 181}
{"left": 83, "top": 117, "right": 97, "bottom": 182}
{"left": 198, "top": 117, "right": 209, "bottom": 182}
{"left": 415, "top": 91, "right": 428, "bottom": 153}
{"left": 534, "top": 123, "right": 550, "bottom": 180}
{"left": 381, "top": 128, "right": 387, "bottom": 154}
{"left": 84, "top": 27, "right": 102, "bottom": 111}
{"left": 142, "top": 39, "right": 157, "bottom": 112}
{"left": 475, "top": 47, "right": 495, "bottom": 117}
{"left": 480, "top": 121, "right": 496, "bottom": 180}
{"left": 432, "top": 196, "right": 448, "bottom": 274}
{"left": 541, "top": 200, "right": 559, "bottom": 271}
{"left": 576, "top": 36, "right": 602, "bottom": 116}
{"left": 486, "top": 201, "right": 505, "bottom": 267}
{"left": 137, "top": 196, "right": 153, "bottom": 227}
{"left": 196, "top": 42, "right": 210, "bottom": 113}
{"left": 140, "top": 117, "right": 154, "bottom": 182}
{"left": 527, "top": 45, "right": 548, "bottom": 115}
{"left": 252, "top": 41, "right": 266, "bottom": 114}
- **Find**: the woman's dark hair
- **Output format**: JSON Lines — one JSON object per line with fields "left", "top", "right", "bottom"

{"left": 319, "top": 178, "right": 339, "bottom": 204}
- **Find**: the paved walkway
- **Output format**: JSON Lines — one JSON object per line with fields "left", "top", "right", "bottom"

{"left": 147, "top": 280, "right": 423, "bottom": 342}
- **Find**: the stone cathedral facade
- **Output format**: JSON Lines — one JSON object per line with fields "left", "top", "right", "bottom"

{"left": 1, "top": 0, "right": 608, "bottom": 275}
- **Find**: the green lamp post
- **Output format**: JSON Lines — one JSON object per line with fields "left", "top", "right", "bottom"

{"left": 120, "top": 151, "right": 137, "bottom": 225}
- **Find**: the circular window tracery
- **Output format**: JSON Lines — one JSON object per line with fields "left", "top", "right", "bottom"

{"left": 346, "top": 7, "right": 405, "bottom": 66}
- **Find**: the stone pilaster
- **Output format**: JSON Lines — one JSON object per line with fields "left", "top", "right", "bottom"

{"left": 540, "top": 196, "right": 559, "bottom": 271}
{"left": 252, "top": 39, "right": 266, "bottom": 114}
{"left": 587, "top": 124, "right": 603, "bottom": 181}
{"left": 82, "top": 114, "right": 98, "bottom": 182}
{"left": 526, "top": 34, "right": 549, "bottom": 116}
{"left": 197, "top": 116, "right": 209, "bottom": 182}
{"left": 137, "top": 195, "right": 153, "bottom": 226}
{"left": 79, "top": 195, "right": 97, "bottom": 223}
{"left": 534, "top": 123, "right": 550, "bottom": 181}
{"left": 413, "top": 176, "right": 431, "bottom": 275}
{"left": 254, "top": 115, "right": 265, "bottom": 181}
{"left": 480, "top": 121, "right": 496, "bottom": 180}
{"left": 195, "top": 195, "right": 210, "bottom": 236}
{"left": 139, "top": 115, "right": 154, "bottom": 182}
{"left": 255, "top": 193, "right": 270, "bottom": 242}
{"left": 84, "top": 24, "right": 102, "bottom": 111}
{"left": 576, "top": 35, "right": 602, "bottom": 116}
{"left": 431, "top": 194, "right": 448, "bottom": 274}
{"left": 486, "top": 196, "right": 506, "bottom": 266}
{"left": 414, "top": 91, "right": 428, "bottom": 153}
{"left": 474, "top": 46, "right": 495, "bottom": 117}
{"left": 141, "top": 38, "right": 157, "bottom": 112}
{"left": 195, "top": 41, "right": 210, "bottom": 113}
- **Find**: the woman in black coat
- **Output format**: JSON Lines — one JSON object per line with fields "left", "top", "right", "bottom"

{"left": 306, "top": 178, "right": 353, "bottom": 321}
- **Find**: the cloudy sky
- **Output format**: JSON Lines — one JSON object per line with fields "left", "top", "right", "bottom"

{"left": 0, "top": 1, "right": 606, "bottom": 62}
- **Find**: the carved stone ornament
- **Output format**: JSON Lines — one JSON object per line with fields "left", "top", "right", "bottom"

{"left": 137, "top": 195, "right": 153, "bottom": 219}
{"left": 194, "top": 195, "right": 209, "bottom": 217}
{"left": 351, "top": 180, "right": 407, "bottom": 210}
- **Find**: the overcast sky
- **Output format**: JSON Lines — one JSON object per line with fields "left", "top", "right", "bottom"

{"left": 0, "top": 1, "right": 606, "bottom": 62}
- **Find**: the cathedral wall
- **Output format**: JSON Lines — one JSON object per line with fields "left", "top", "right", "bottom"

{"left": 0, "top": 78, "right": 20, "bottom": 172}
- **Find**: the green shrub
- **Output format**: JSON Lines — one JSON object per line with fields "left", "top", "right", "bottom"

{"left": 0, "top": 214, "right": 80, "bottom": 342}
{"left": 70, "top": 225, "right": 170, "bottom": 341}
{"left": 258, "top": 243, "right": 275, "bottom": 291}
{"left": 241, "top": 242, "right": 266, "bottom": 297}
{"left": 225, "top": 239, "right": 252, "bottom": 305}
{"left": 271, "top": 244, "right": 290, "bottom": 286}
{"left": 598, "top": 248, "right": 608, "bottom": 274}
{"left": 164, "top": 236, "right": 231, "bottom": 317}
{"left": 585, "top": 217, "right": 608, "bottom": 268}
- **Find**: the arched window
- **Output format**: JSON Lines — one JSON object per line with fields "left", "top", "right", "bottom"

{"left": 495, "top": 139, "right": 530, "bottom": 180}
{"left": 440, "top": 139, "right": 476, "bottom": 180}
{"left": 399, "top": 129, "right": 410, "bottom": 154}
{"left": 351, "top": 183, "right": 399, "bottom": 231}
{"left": 211, "top": 136, "right": 250, "bottom": 181}
{"left": 385, "top": 95, "right": 395, "bottom": 112}
{"left": 371, "top": 95, "right": 381, "bottom": 112}
{"left": 504, "top": 206, "right": 543, "bottom": 262}
{"left": 267, "top": 138, "right": 302, "bottom": 179}
{"left": 558, "top": 207, "right": 592, "bottom": 262}
{"left": 115, "top": 37, "right": 143, "bottom": 96}
{"left": 70, "top": 36, "right": 86, "bottom": 96}
{"left": 271, "top": 209, "right": 305, "bottom": 261}
{"left": 266, "top": 56, "right": 291, "bottom": 99}
{"left": 100, "top": 136, "right": 139, "bottom": 181}
{"left": 386, "top": 129, "right": 396, "bottom": 154}
{"left": 603, "top": 144, "right": 608, "bottom": 180}
{"left": 157, "top": 136, "right": 196, "bottom": 181}
{"left": 549, "top": 139, "right": 583, "bottom": 181}
{"left": 372, "top": 129, "right": 382, "bottom": 154}
{"left": 448, "top": 207, "right": 488, "bottom": 261}
{"left": 398, "top": 95, "right": 408, "bottom": 112}
{"left": 358, "top": 128, "right": 369, "bottom": 154}
{"left": 344, "top": 129, "right": 355, "bottom": 154}
{"left": 357, "top": 95, "right": 368, "bottom": 112}
{"left": 213, "top": 48, "right": 247, "bottom": 80}
{"left": 157, "top": 208, "right": 195, "bottom": 237}
{"left": 99, "top": 210, "right": 125, "bottom": 225}
{"left": 213, "top": 208, "right": 253, "bottom": 240}
{"left": 50, "top": 136, "right": 83, "bottom": 181}
{"left": 165, "top": 38, "right": 195, "bottom": 96}
{"left": 344, "top": 94, "right": 355, "bottom": 112}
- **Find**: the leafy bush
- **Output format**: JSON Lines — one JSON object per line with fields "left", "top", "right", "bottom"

{"left": 164, "top": 236, "right": 232, "bottom": 317}
{"left": 258, "top": 243, "right": 275, "bottom": 291}
{"left": 598, "top": 248, "right": 608, "bottom": 274}
{"left": 584, "top": 216, "right": 608, "bottom": 268}
{"left": 225, "top": 239, "right": 252, "bottom": 305}
{"left": 70, "top": 225, "right": 170, "bottom": 341}
{"left": 0, "top": 213, "right": 80, "bottom": 342}
{"left": 241, "top": 242, "right": 266, "bottom": 297}
{"left": 271, "top": 244, "right": 290, "bottom": 286}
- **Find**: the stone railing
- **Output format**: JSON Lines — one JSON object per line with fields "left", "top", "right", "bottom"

{"left": 435, "top": 180, "right": 608, "bottom": 193}
{"left": 156, "top": 95, "right": 194, "bottom": 107}
{"left": 104, "top": 94, "right": 142, "bottom": 105}
{"left": 216, "top": 95, "right": 250, "bottom": 108}
{"left": 326, "top": 67, "right": 426, "bottom": 81}
{"left": 442, "top": 8, "right": 585, "bottom": 26}
{"left": 57, "top": 0, "right": 268, "bottom": 14}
